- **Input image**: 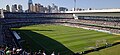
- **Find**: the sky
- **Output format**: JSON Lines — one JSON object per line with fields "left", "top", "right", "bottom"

{"left": 0, "top": 0, "right": 120, "bottom": 10}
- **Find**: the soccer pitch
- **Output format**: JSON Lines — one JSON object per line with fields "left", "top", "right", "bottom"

{"left": 87, "top": 44, "right": 120, "bottom": 55}
{"left": 12, "top": 24, "right": 120, "bottom": 55}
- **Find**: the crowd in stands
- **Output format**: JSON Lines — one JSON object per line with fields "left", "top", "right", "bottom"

{"left": 57, "top": 18, "right": 120, "bottom": 34}
{"left": 0, "top": 45, "right": 59, "bottom": 55}
{"left": 1, "top": 16, "right": 120, "bottom": 33}
{"left": 0, "top": 44, "right": 83, "bottom": 55}
{"left": 2, "top": 18, "right": 71, "bottom": 28}
{"left": 1, "top": 17, "right": 120, "bottom": 55}
{"left": 53, "top": 18, "right": 120, "bottom": 29}
{"left": 0, "top": 24, "right": 16, "bottom": 46}
{"left": 61, "top": 23, "right": 120, "bottom": 34}
{"left": 3, "top": 18, "right": 53, "bottom": 24}
{"left": 66, "top": 19, "right": 120, "bottom": 28}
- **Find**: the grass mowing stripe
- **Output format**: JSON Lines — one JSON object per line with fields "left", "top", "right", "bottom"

{"left": 18, "top": 31, "right": 40, "bottom": 51}
{"left": 86, "top": 44, "right": 120, "bottom": 55}
{"left": 12, "top": 24, "right": 120, "bottom": 55}
{"left": 34, "top": 31, "right": 89, "bottom": 37}
{"left": 60, "top": 34, "right": 108, "bottom": 43}
{"left": 23, "top": 31, "right": 74, "bottom": 55}
{"left": 19, "top": 29, "right": 94, "bottom": 36}
{"left": 56, "top": 32, "right": 103, "bottom": 41}
{"left": 51, "top": 31, "right": 99, "bottom": 39}
{"left": 21, "top": 31, "right": 51, "bottom": 53}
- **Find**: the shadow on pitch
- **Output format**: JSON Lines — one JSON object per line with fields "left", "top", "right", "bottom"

{"left": 18, "top": 30, "right": 74, "bottom": 55}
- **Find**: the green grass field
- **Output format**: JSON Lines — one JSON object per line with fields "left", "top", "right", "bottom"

{"left": 86, "top": 44, "right": 120, "bottom": 55}
{"left": 11, "top": 24, "right": 120, "bottom": 55}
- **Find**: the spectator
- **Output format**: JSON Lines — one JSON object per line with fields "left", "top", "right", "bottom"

{"left": 51, "top": 51, "right": 55, "bottom": 55}
{"left": 0, "top": 45, "right": 5, "bottom": 55}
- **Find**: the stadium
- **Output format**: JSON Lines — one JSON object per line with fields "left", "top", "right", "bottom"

{"left": 0, "top": 12, "right": 120, "bottom": 55}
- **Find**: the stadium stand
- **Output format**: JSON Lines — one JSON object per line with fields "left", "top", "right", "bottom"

{"left": 1, "top": 12, "right": 120, "bottom": 55}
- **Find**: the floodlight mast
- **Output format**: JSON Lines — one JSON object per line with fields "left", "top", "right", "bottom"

{"left": 74, "top": 0, "right": 76, "bottom": 11}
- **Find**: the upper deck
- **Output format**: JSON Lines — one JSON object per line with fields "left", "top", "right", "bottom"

{"left": 65, "top": 9, "right": 120, "bottom": 13}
